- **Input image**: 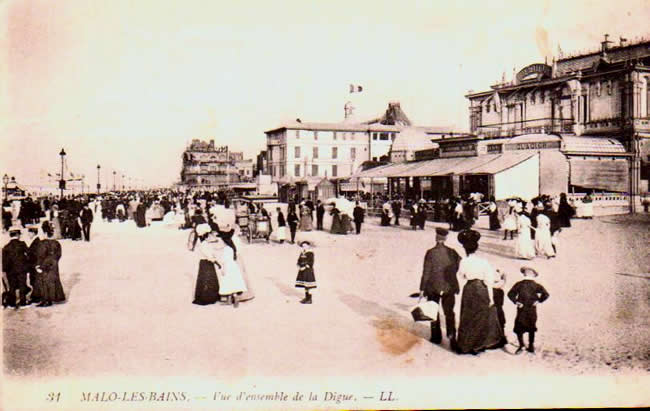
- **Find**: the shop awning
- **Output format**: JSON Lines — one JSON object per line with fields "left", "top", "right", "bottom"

{"left": 386, "top": 152, "right": 538, "bottom": 177}
{"left": 560, "top": 135, "right": 627, "bottom": 154}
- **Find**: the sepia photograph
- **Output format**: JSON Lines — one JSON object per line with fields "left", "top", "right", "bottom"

{"left": 1, "top": 0, "right": 649, "bottom": 409}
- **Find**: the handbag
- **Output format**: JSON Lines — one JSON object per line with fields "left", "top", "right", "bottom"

{"left": 411, "top": 298, "right": 439, "bottom": 322}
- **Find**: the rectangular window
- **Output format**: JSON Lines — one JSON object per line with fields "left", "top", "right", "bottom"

{"left": 296, "top": 130, "right": 300, "bottom": 138}
{"left": 332, "top": 165, "right": 338, "bottom": 177}
{"left": 294, "top": 164, "right": 300, "bottom": 177}
{"left": 280, "top": 165, "right": 285, "bottom": 177}
{"left": 373, "top": 133, "right": 378, "bottom": 140}
{"left": 350, "top": 147, "right": 356, "bottom": 160}
{"left": 313, "top": 147, "right": 319, "bottom": 159}
{"left": 312, "top": 164, "right": 318, "bottom": 176}
{"left": 268, "top": 150, "right": 273, "bottom": 161}
{"left": 380, "top": 132, "right": 389, "bottom": 140}
{"left": 314, "top": 131, "right": 318, "bottom": 140}
{"left": 295, "top": 146, "right": 301, "bottom": 159}
{"left": 333, "top": 131, "right": 337, "bottom": 140}
{"left": 332, "top": 147, "right": 338, "bottom": 159}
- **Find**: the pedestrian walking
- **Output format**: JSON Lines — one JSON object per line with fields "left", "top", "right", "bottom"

{"left": 80, "top": 203, "right": 94, "bottom": 241}
{"left": 419, "top": 227, "right": 461, "bottom": 351}
{"left": 218, "top": 240, "right": 247, "bottom": 308}
{"left": 25, "top": 224, "right": 42, "bottom": 304}
{"left": 316, "top": 200, "right": 325, "bottom": 230}
{"left": 557, "top": 193, "right": 574, "bottom": 228}
{"left": 417, "top": 200, "right": 427, "bottom": 230}
{"left": 2, "top": 227, "right": 30, "bottom": 309}
{"left": 295, "top": 241, "right": 316, "bottom": 304}
{"left": 488, "top": 196, "right": 501, "bottom": 231}
{"left": 455, "top": 229, "right": 504, "bottom": 354}
{"left": 507, "top": 266, "right": 550, "bottom": 354}
{"left": 192, "top": 224, "right": 222, "bottom": 306}
{"left": 534, "top": 212, "right": 555, "bottom": 259}
{"left": 287, "top": 208, "right": 299, "bottom": 244}
{"left": 276, "top": 207, "right": 287, "bottom": 244}
{"left": 353, "top": 201, "right": 365, "bottom": 234}
{"left": 35, "top": 221, "right": 65, "bottom": 306}
{"left": 392, "top": 200, "right": 401, "bottom": 226}
{"left": 515, "top": 210, "right": 535, "bottom": 260}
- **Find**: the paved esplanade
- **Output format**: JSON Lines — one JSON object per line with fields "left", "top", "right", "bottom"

{"left": 3, "top": 214, "right": 649, "bottom": 377}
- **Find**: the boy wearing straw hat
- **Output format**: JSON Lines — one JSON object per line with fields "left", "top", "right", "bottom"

{"left": 507, "top": 266, "right": 550, "bottom": 354}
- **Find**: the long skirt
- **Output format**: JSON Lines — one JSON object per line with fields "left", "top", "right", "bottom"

{"left": 38, "top": 267, "right": 66, "bottom": 303}
{"left": 299, "top": 214, "right": 313, "bottom": 231}
{"left": 193, "top": 260, "right": 220, "bottom": 305}
{"left": 51, "top": 217, "right": 63, "bottom": 239}
{"left": 457, "top": 280, "right": 504, "bottom": 354}
{"left": 276, "top": 225, "right": 287, "bottom": 241}
{"left": 340, "top": 214, "right": 352, "bottom": 234}
{"left": 535, "top": 227, "right": 555, "bottom": 257}
{"left": 330, "top": 214, "right": 344, "bottom": 234}
{"left": 489, "top": 211, "right": 501, "bottom": 230}
{"left": 516, "top": 228, "right": 536, "bottom": 259}
{"left": 219, "top": 259, "right": 248, "bottom": 296}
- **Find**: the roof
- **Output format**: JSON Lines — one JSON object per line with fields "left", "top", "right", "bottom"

{"left": 559, "top": 135, "right": 627, "bottom": 154}
{"left": 509, "top": 133, "right": 562, "bottom": 144}
{"left": 391, "top": 127, "right": 439, "bottom": 152}
{"left": 352, "top": 152, "right": 538, "bottom": 178}
{"left": 265, "top": 121, "right": 402, "bottom": 134}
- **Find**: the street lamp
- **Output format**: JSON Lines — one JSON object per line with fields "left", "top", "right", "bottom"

{"left": 122, "top": 174, "right": 125, "bottom": 191}
{"left": 2, "top": 174, "right": 9, "bottom": 203}
{"left": 113, "top": 171, "right": 116, "bottom": 191}
{"left": 59, "top": 148, "right": 66, "bottom": 199}
{"left": 97, "top": 165, "right": 101, "bottom": 194}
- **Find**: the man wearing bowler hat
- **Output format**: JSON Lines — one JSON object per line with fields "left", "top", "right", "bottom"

{"left": 2, "top": 226, "right": 30, "bottom": 308}
{"left": 419, "top": 227, "right": 461, "bottom": 350}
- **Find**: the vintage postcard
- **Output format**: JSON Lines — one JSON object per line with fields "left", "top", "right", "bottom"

{"left": 1, "top": 0, "right": 649, "bottom": 409}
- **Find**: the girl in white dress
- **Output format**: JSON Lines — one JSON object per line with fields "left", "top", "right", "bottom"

{"left": 219, "top": 245, "right": 248, "bottom": 307}
{"left": 515, "top": 211, "right": 536, "bottom": 260}
{"left": 534, "top": 213, "right": 555, "bottom": 258}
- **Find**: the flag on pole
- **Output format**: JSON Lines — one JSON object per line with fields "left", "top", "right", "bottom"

{"left": 349, "top": 84, "right": 363, "bottom": 93}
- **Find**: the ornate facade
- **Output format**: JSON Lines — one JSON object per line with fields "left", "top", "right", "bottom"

{"left": 466, "top": 35, "right": 650, "bottom": 207}
{"left": 180, "top": 139, "right": 245, "bottom": 189}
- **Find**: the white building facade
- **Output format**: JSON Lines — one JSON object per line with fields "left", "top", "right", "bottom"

{"left": 264, "top": 123, "right": 400, "bottom": 182}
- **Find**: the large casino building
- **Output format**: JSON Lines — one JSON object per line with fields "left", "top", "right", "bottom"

{"left": 356, "top": 35, "right": 650, "bottom": 213}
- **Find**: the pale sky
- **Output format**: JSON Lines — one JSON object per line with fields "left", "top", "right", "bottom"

{"left": 1, "top": 0, "right": 649, "bottom": 189}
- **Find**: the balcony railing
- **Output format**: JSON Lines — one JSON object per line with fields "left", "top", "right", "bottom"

{"left": 476, "top": 118, "right": 574, "bottom": 137}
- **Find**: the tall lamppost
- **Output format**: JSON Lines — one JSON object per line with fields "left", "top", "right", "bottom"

{"left": 122, "top": 174, "right": 125, "bottom": 191}
{"left": 2, "top": 174, "right": 9, "bottom": 203}
{"left": 59, "top": 148, "right": 66, "bottom": 199}
{"left": 97, "top": 165, "right": 101, "bottom": 194}
{"left": 113, "top": 171, "right": 116, "bottom": 191}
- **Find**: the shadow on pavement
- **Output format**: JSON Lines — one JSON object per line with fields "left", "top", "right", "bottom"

{"left": 266, "top": 276, "right": 303, "bottom": 298}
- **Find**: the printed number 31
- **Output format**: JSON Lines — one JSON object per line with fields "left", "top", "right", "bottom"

{"left": 47, "top": 392, "right": 61, "bottom": 402}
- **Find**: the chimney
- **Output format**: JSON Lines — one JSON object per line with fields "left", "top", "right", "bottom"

{"left": 601, "top": 34, "right": 612, "bottom": 53}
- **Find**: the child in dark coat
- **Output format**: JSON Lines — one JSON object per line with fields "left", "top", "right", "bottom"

{"left": 507, "top": 266, "right": 550, "bottom": 354}
{"left": 295, "top": 241, "right": 316, "bottom": 304}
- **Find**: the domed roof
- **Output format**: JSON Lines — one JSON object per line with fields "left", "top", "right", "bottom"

{"left": 509, "top": 133, "right": 561, "bottom": 143}
{"left": 391, "top": 127, "right": 438, "bottom": 152}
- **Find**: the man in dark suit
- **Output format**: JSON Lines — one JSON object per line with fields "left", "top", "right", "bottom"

{"left": 353, "top": 201, "right": 365, "bottom": 235}
{"left": 2, "top": 227, "right": 31, "bottom": 308}
{"left": 25, "top": 224, "right": 42, "bottom": 304}
{"left": 419, "top": 227, "right": 461, "bottom": 350}
{"left": 80, "top": 203, "right": 94, "bottom": 242}
{"left": 316, "top": 200, "right": 325, "bottom": 231}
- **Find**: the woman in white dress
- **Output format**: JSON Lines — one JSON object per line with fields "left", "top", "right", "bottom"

{"left": 535, "top": 213, "right": 555, "bottom": 258}
{"left": 515, "top": 211, "right": 536, "bottom": 260}
{"left": 219, "top": 244, "right": 248, "bottom": 307}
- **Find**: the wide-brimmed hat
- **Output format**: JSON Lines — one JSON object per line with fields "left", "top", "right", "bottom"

{"left": 458, "top": 229, "right": 481, "bottom": 246}
{"left": 25, "top": 224, "right": 39, "bottom": 233}
{"left": 520, "top": 266, "right": 539, "bottom": 277}
{"left": 8, "top": 225, "right": 22, "bottom": 234}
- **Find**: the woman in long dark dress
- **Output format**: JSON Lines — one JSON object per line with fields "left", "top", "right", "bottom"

{"left": 488, "top": 196, "right": 501, "bottom": 231}
{"left": 456, "top": 229, "right": 504, "bottom": 354}
{"left": 135, "top": 202, "right": 147, "bottom": 227}
{"left": 330, "top": 206, "right": 344, "bottom": 234}
{"left": 557, "top": 193, "right": 574, "bottom": 228}
{"left": 192, "top": 224, "right": 223, "bottom": 306}
{"left": 36, "top": 222, "right": 66, "bottom": 306}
